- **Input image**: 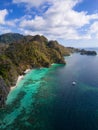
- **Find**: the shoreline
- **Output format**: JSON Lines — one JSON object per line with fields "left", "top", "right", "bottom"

{"left": 10, "top": 69, "right": 31, "bottom": 91}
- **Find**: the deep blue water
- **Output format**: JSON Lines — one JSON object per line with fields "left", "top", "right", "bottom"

{"left": 0, "top": 53, "right": 98, "bottom": 130}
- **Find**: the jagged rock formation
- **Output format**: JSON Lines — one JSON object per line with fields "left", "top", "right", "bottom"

{"left": 0, "top": 33, "right": 72, "bottom": 107}
{"left": 0, "top": 33, "right": 96, "bottom": 107}
{"left": 0, "top": 33, "right": 97, "bottom": 107}
{"left": 0, "top": 77, "right": 9, "bottom": 107}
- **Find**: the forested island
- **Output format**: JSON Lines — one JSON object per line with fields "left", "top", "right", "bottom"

{"left": 0, "top": 33, "right": 97, "bottom": 107}
{"left": 80, "top": 49, "right": 97, "bottom": 55}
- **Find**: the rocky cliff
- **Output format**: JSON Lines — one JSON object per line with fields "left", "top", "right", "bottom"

{"left": 0, "top": 33, "right": 72, "bottom": 107}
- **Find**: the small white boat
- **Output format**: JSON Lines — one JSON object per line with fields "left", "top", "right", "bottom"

{"left": 72, "top": 81, "right": 76, "bottom": 86}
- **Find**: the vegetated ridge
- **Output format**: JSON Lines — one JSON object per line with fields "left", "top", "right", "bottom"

{"left": 0, "top": 33, "right": 73, "bottom": 107}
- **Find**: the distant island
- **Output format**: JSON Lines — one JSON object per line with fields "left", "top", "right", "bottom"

{"left": 0, "top": 33, "right": 97, "bottom": 107}
{"left": 79, "top": 49, "right": 97, "bottom": 55}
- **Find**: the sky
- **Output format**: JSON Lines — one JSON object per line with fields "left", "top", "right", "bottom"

{"left": 0, "top": 0, "right": 98, "bottom": 47}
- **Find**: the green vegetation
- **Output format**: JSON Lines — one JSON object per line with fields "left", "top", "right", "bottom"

{"left": 0, "top": 33, "right": 24, "bottom": 44}
{"left": 0, "top": 33, "right": 73, "bottom": 107}
{"left": 0, "top": 33, "right": 97, "bottom": 107}
{"left": 0, "top": 54, "right": 18, "bottom": 86}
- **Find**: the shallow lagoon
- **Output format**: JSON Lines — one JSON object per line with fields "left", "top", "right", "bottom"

{"left": 0, "top": 53, "right": 98, "bottom": 130}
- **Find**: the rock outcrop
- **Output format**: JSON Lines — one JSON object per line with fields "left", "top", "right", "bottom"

{"left": 0, "top": 33, "right": 72, "bottom": 107}
{"left": 80, "top": 49, "right": 97, "bottom": 55}
{"left": 0, "top": 77, "right": 9, "bottom": 107}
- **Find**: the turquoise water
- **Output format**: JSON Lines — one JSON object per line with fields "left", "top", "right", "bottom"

{"left": 0, "top": 53, "right": 98, "bottom": 130}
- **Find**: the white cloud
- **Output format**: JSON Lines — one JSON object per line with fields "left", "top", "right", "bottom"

{"left": 0, "top": 26, "right": 11, "bottom": 34}
{"left": 0, "top": 9, "right": 8, "bottom": 24}
{"left": 89, "top": 21, "right": 98, "bottom": 38}
{"left": 17, "top": 0, "right": 98, "bottom": 40}
{"left": 6, "top": 20, "right": 17, "bottom": 26}
{"left": 20, "top": 16, "right": 46, "bottom": 29}
{"left": 13, "top": 0, "right": 51, "bottom": 7}
{"left": 0, "top": 9, "right": 16, "bottom": 26}
{"left": 90, "top": 21, "right": 98, "bottom": 33}
{"left": 6, "top": 0, "right": 96, "bottom": 41}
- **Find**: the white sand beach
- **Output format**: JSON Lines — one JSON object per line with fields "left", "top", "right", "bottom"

{"left": 10, "top": 69, "right": 31, "bottom": 91}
